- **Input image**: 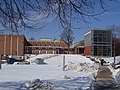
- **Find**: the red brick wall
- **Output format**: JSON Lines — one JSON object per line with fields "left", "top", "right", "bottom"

{"left": 41, "top": 48, "right": 46, "bottom": 54}
{"left": 0, "top": 34, "right": 26, "bottom": 56}
{"left": 28, "top": 41, "right": 69, "bottom": 54}
{"left": 74, "top": 47, "right": 78, "bottom": 54}
{"left": 115, "top": 42, "right": 120, "bottom": 56}
{"left": 0, "top": 35, "right": 4, "bottom": 55}
{"left": 113, "top": 39, "right": 120, "bottom": 56}
{"left": 84, "top": 46, "right": 92, "bottom": 56}
{"left": 28, "top": 41, "right": 67, "bottom": 48}
{"left": 6, "top": 35, "right": 11, "bottom": 55}
{"left": 18, "top": 35, "right": 25, "bottom": 55}
{"left": 12, "top": 35, "right": 17, "bottom": 55}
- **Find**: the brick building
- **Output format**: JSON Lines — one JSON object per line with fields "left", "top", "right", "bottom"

{"left": 25, "top": 38, "right": 69, "bottom": 54}
{"left": 112, "top": 38, "right": 120, "bottom": 56}
{"left": 84, "top": 30, "right": 112, "bottom": 56}
{"left": 0, "top": 35, "right": 77, "bottom": 56}
{"left": 25, "top": 39, "right": 84, "bottom": 55}
{"left": 73, "top": 40, "right": 84, "bottom": 55}
{"left": 0, "top": 34, "right": 29, "bottom": 56}
{"left": 1, "top": 30, "right": 119, "bottom": 57}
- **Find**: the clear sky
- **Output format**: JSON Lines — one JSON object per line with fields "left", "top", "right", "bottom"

{"left": 24, "top": 0, "right": 120, "bottom": 42}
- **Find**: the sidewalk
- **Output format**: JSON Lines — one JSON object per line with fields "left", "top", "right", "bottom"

{"left": 96, "top": 65, "right": 113, "bottom": 80}
{"left": 94, "top": 65, "right": 120, "bottom": 90}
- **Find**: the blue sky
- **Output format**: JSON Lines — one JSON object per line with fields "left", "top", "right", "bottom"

{"left": 24, "top": 0, "right": 120, "bottom": 42}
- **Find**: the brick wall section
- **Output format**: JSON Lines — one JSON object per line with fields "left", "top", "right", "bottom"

{"left": 113, "top": 39, "right": 120, "bottom": 56}
{"left": 28, "top": 41, "right": 67, "bottom": 48}
{"left": 6, "top": 35, "right": 11, "bottom": 55}
{"left": 115, "top": 42, "right": 120, "bottom": 56}
{"left": 74, "top": 47, "right": 78, "bottom": 54}
{"left": 0, "top": 34, "right": 26, "bottom": 56}
{"left": 27, "top": 40, "right": 68, "bottom": 54}
{"left": 18, "top": 35, "right": 25, "bottom": 55}
{"left": 0, "top": 35, "right": 5, "bottom": 55}
{"left": 0, "top": 34, "right": 88, "bottom": 55}
{"left": 12, "top": 35, "right": 17, "bottom": 55}
{"left": 84, "top": 46, "right": 92, "bottom": 56}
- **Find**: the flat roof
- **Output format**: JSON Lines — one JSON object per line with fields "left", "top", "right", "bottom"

{"left": 84, "top": 29, "right": 110, "bottom": 36}
{"left": 84, "top": 31, "right": 91, "bottom": 36}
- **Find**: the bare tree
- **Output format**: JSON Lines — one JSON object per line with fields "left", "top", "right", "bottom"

{"left": 0, "top": 0, "right": 109, "bottom": 33}
{"left": 60, "top": 27, "right": 74, "bottom": 54}
{"left": 108, "top": 25, "right": 120, "bottom": 39}
{"left": 108, "top": 25, "right": 120, "bottom": 67}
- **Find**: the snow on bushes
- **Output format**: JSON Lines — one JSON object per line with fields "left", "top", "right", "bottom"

{"left": 65, "top": 62, "right": 100, "bottom": 73}
{"left": 23, "top": 79, "right": 54, "bottom": 90}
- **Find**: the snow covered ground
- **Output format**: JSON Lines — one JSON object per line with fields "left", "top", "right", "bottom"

{"left": 0, "top": 54, "right": 100, "bottom": 90}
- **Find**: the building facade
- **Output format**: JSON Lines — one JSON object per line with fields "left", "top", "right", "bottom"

{"left": 73, "top": 40, "right": 84, "bottom": 55}
{"left": 84, "top": 30, "right": 112, "bottom": 56}
{"left": 0, "top": 34, "right": 29, "bottom": 56}
{"left": 1, "top": 29, "right": 118, "bottom": 57}
{"left": 0, "top": 35, "right": 78, "bottom": 56}
{"left": 112, "top": 38, "right": 120, "bottom": 56}
{"left": 25, "top": 39, "right": 69, "bottom": 54}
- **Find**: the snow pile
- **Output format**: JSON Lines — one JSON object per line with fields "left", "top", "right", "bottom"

{"left": 22, "top": 77, "right": 94, "bottom": 90}
{"left": 114, "top": 69, "right": 120, "bottom": 86}
{"left": 65, "top": 54, "right": 93, "bottom": 63}
{"left": 111, "top": 68, "right": 120, "bottom": 87}
{"left": 106, "top": 56, "right": 120, "bottom": 87}
{"left": 26, "top": 54, "right": 58, "bottom": 63}
{"left": 64, "top": 62, "right": 100, "bottom": 82}
{"left": 61, "top": 75, "right": 71, "bottom": 79}
{"left": 65, "top": 62, "right": 99, "bottom": 73}
{"left": 50, "top": 77, "right": 94, "bottom": 90}
{"left": 104, "top": 56, "right": 120, "bottom": 64}
{"left": 23, "top": 79, "right": 54, "bottom": 90}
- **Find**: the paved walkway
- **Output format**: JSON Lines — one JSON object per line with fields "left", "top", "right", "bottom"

{"left": 94, "top": 65, "right": 120, "bottom": 90}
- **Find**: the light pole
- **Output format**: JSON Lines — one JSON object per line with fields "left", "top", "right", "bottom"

{"left": 113, "top": 40, "right": 116, "bottom": 68}
{"left": 63, "top": 55, "right": 65, "bottom": 71}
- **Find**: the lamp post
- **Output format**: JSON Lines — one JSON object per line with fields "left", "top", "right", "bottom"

{"left": 63, "top": 55, "right": 65, "bottom": 71}
{"left": 113, "top": 40, "right": 116, "bottom": 68}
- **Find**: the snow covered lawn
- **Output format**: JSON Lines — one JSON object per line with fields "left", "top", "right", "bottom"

{"left": 0, "top": 54, "right": 99, "bottom": 90}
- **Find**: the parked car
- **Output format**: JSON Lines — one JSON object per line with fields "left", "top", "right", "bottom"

{"left": 35, "top": 58, "right": 47, "bottom": 64}
{"left": 7, "top": 58, "right": 16, "bottom": 64}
